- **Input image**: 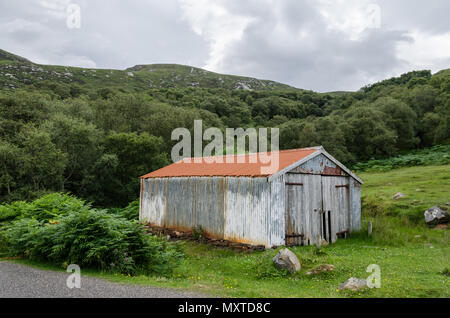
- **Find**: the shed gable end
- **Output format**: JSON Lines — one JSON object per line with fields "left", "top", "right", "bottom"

{"left": 289, "top": 153, "right": 349, "bottom": 177}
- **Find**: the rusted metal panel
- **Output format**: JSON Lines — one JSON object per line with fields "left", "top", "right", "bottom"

{"left": 223, "top": 177, "right": 271, "bottom": 246}
{"left": 140, "top": 148, "right": 318, "bottom": 179}
{"left": 142, "top": 177, "right": 226, "bottom": 238}
{"left": 140, "top": 176, "right": 273, "bottom": 246}
{"left": 284, "top": 174, "right": 322, "bottom": 246}
{"left": 349, "top": 178, "right": 361, "bottom": 232}
{"left": 142, "top": 178, "right": 168, "bottom": 227}
{"left": 291, "top": 154, "right": 348, "bottom": 177}
{"left": 268, "top": 175, "right": 285, "bottom": 247}
{"left": 139, "top": 178, "right": 143, "bottom": 220}
{"left": 322, "top": 176, "right": 350, "bottom": 243}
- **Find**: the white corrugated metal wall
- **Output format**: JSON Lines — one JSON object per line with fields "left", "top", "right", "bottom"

{"left": 141, "top": 176, "right": 274, "bottom": 246}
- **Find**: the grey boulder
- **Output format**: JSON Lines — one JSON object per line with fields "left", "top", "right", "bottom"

{"left": 306, "top": 264, "right": 334, "bottom": 275}
{"left": 424, "top": 206, "right": 449, "bottom": 225}
{"left": 272, "top": 249, "right": 301, "bottom": 273}
{"left": 392, "top": 192, "right": 405, "bottom": 200}
{"left": 338, "top": 277, "right": 368, "bottom": 291}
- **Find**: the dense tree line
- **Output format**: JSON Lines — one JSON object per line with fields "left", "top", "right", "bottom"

{"left": 0, "top": 70, "right": 448, "bottom": 206}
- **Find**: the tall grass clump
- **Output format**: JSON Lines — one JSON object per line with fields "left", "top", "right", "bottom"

{"left": 0, "top": 193, "right": 183, "bottom": 276}
{"left": 352, "top": 144, "right": 450, "bottom": 172}
{"left": 354, "top": 216, "right": 448, "bottom": 247}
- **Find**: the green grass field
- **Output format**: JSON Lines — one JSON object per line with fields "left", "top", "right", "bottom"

{"left": 7, "top": 165, "right": 449, "bottom": 298}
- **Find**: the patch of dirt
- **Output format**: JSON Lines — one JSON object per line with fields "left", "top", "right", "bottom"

{"left": 143, "top": 225, "right": 266, "bottom": 252}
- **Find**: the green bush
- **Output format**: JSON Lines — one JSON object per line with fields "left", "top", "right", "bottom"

{"left": 2, "top": 198, "right": 183, "bottom": 276}
{"left": 250, "top": 253, "right": 290, "bottom": 279}
{"left": 192, "top": 225, "right": 205, "bottom": 241}
{"left": 0, "top": 202, "right": 24, "bottom": 223}
{"left": 0, "top": 193, "right": 89, "bottom": 224}
{"left": 108, "top": 199, "right": 139, "bottom": 221}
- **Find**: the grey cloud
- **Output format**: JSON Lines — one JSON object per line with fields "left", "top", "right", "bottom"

{"left": 204, "top": 0, "right": 448, "bottom": 91}
{"left": 378, "top": 0, "right": 450, "bottom": 34}
{"left": 214, "top": 2, "right": 407, "bottom": 91}
{"left": 0, "top": 0, "right": 209, "bottom": 69}
{"left": 0, "top": 0, "right": 448, "bottom": 91}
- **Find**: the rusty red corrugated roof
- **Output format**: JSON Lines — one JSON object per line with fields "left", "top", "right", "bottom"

{"left": 140, "top": 147, "right": 319, "bottom": 178}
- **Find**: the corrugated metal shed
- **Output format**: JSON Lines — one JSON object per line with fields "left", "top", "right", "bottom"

{"left": 140, "top": 146, "right": 362, "bottom": 248}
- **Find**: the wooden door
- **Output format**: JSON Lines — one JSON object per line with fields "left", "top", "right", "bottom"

{"left": 285, "top": 174, "right": 322, "bottom": 246}
{"left": 321, "top": 176, "right": 350, "bottom": 243}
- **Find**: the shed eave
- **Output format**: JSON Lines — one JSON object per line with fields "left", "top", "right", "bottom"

{"left": 140, "top": 174, "right": 272, "bottom": 179}
{"left": 267, "top": 149, "right": 321, "bottom": 182}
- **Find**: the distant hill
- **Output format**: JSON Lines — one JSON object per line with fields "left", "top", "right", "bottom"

{"left": 0, "top": 49, "right": 31, "bottom": 63}
{"left": 0, "top": 49, "right": 294, "bottom": 91}
{"left": 1, "top": 48, "right": 448, "bottom": 94}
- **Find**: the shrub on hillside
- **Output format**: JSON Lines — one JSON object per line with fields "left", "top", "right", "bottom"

{"left": 0, "top": 193, "right": 89, "bottom": 224}
{"left": 108, "top": 199, "right": 139, "bottom": 221}
{"left": 2, "top": 199, "right": 183, "bottom": 276}
{"left": 0, "top": 202, "right": 24, "bottom": 223}
{"left": 352, "top": 145, "right": 450, "bottom": 172}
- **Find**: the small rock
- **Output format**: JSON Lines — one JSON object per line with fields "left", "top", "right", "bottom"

{"left": 424, "top": 206, "right": 449, "bottom": 225}
{"left": 392, "top": 192, "right": 406, "bottom": 200}
{"left": 338, "top": 277, "right": 367, "bottom": 291}
{"left": 306, "top": 264, "right": 334, "bottom": 275}
{"left": 414, "top": 235, "right": 421, "bottom": 238}
{"left": 314, "top": 236, "right": 328, "bottom": 248}
{"left": 174, "top": 231, "right": 183, "bottom": 237}
{"left": 272, "top": 249, "right": 301, "bottom": 274}
{"left": 252, "top": 245, "right": 265, "bottom": 252}
{"left": 166, "top": 235, "right": 171, "bottom": 241}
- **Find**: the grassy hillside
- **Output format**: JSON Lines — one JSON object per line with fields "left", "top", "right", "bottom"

{"left": 101, "top": 165, "right": 450, "bottom": 297}
{"left": 0, "top": 49, "right": 31, "bottom": 63}
{"left": 352, "top": 144, "right": 450, "bottom": 172}
{"left": 0, "top": 49, "right": 293, "bottom": 91}
{"left": 360, "top": 165, "right": 449, "bottom": 243}
{"left": 0, "top": 48, "right": 448, "bottom": 206}
{"left": 7, "top": 164, "right": 449, "bottom": 298}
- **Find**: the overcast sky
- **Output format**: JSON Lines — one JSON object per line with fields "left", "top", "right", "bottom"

{"left": 1, "top": 0, "right": 449, "bottom": 92}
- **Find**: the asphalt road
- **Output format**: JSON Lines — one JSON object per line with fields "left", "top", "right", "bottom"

{"left": 0, "top": 261, "right": 206, "bottom": 298}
